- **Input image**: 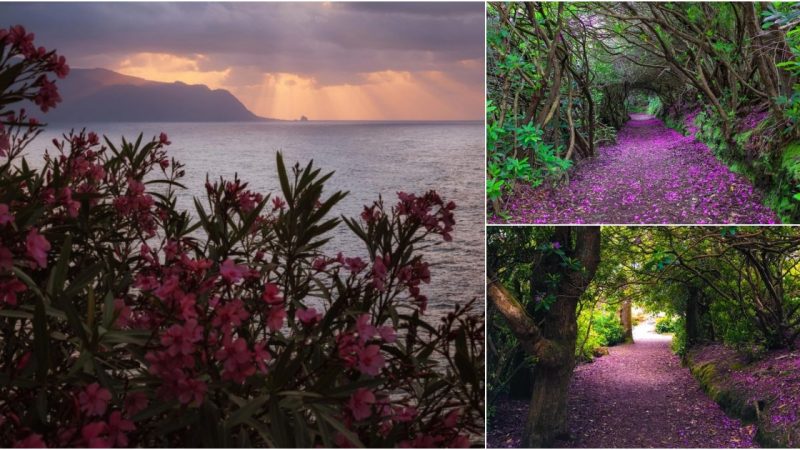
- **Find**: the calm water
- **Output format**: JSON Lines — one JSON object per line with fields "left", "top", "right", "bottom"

{"left": 32, "top": 121, "right": 484, "bottom": 316}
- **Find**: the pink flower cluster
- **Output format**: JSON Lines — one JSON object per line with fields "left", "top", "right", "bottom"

{"left": 313, "top": 251, "right": 368, "bottom": 274}
{"left": 395, "top": 191, "right": 456, "bottom": 242}
{"left": 0, "top": 38, "right": 476, "bottom": 443}
{"left": 0, "top": 25, "right": 69, "bottom": 113}
{"left": 0, "top": 208, "right": 50, "bottom": 306}
{"left": 14, "top": 384, "right": 138, "bottom": 447}
{"left": 337, "top": 314, "right": 396, "bottom": 377}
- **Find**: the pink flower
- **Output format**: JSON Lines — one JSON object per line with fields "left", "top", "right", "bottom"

{"left": 34, "top": 75, "right": 61, "bottom": 113}
{"left": 212, "top": 298, "right": 249, "bottom": 328}
{"left": 0, "top": 204, "right": 14, "bottom": 225}
{"left": 296, "top": 307, "right": 322, "bottom": 326}
{"left": 0, "top": 245, "right": 13, "bottom": 271}
{"left": 443, "top": 409, "right": 460, "bottom": 428}
{"left": 357, "top": 344, "right": 385, "bottom": 376}
{"left": 312, "top": 257, "right": 328, "bottom": 271}
{"left": 271, "top": 196, "right": 286, "bottom": 210}
{"left": 159, "top": 132, "right": 171, "bottom": 145}
{"left": 79, "top": 383, "right": 112, "bottom": 416}
{"left": 215, "top": 336, "right": 255, "bottom": 383}
{"left": 347, "top": 388, "right": 376, "bottom": 421}
{"left": 123, "top": 392, "right": 149, "bottom": 416}
{"left": 25, "top": 228, "right": 50, "bottom": 268}
{"left": 16, "top": 352, "right": 31, "bottom": 371}
{"left": 49, "top": 54, "right": 69, "bottom": 79}
{"left": 13, "top": 433, "right": 46, "bottom": 448}
{"left": 337, "top": 333, "right": 359, "bottom": 368}
{"left": 355, "top": 314, "right": 377, "bottom": 343}
{"left": 266, "top": 305, "right": 286, "bottom": 332}
{"left": 160, "top": 319, "right": 202, "bottom": 356}
{"left": 344, "top": 256, "right": 367, "bottom": 273}
{"left": 60, "top": 188, "right": 80, "bottom": 218}
{"left": 8, "top": 26, "right": 35, "bottom": 57}
{"left": 113, "top": 298, "right": 132, "bottom": 328}
{"left": 176, "top": 378, "right": 206, "bottom": 406}
{"left": 450, "top": 435, "right": 471, "bottom": 448}
{"left": 0, "top": 279, "right": 27, "bottom": 306}
{"left": 253, "top": 341, "right": 272, "bottom": 373}
{"left": 220, "top": 258, "right": 247, "bottom": 283}
{"left": 394, "top": 406, "right": 417, "bottom": 423}
{"left": 378, "top": 325, "right": 396, "bottom": 343}
{"left": 81, "top": 421, "right": 108, "bottom": 448}
{"left": 107, "top": 411, "right": 135, "bottom": 447}
{"left": 261, "top": 283, "right": 283, "bottom": 305}
{"left": 371, "top": 254, "right": 389, "bottom": 291}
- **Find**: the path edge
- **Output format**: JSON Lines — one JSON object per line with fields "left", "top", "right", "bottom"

{"left": 685, "top": 348, "right": 790, "bottom": 447}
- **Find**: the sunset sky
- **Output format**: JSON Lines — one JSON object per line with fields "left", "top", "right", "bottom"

{"left": 1, "top": 2, "right": 484, "bottom": 120}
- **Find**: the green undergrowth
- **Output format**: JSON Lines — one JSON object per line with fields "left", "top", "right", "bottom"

{"left": 691, "top": 111, "right": 800, "bottom": 223}
{"left": 655, "top": 315, "right": 680, "bottom": 333}
{"left": 576, "top": 307, "right": 626, "bottom": 361}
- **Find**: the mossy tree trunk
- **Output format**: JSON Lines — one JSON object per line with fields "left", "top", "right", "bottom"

{"left": 488, "top": 227, "right": 601, "bottom": 447}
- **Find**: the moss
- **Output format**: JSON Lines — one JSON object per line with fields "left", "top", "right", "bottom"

{"left": 686, "top": 348, "right": 798, "bottom": 447}
{"left": 687, "top": 356, "right": 758, "bottom": 424}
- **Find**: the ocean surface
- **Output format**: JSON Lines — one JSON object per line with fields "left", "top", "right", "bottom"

{"left": 32, "top": 121, "right": 484, "bottom": 317}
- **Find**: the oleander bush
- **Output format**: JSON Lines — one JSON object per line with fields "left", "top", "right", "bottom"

{"left": 0, "top": 26, "right": 483, "bottom": 448}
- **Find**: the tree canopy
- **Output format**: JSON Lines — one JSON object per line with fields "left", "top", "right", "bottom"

{"left": 487, "top": 2, "right": 800, "bottom": 221}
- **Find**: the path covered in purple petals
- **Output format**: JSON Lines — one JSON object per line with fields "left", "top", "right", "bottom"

{"left": 488, "top": 321, "right": 758, "bottom": 448}
{"left": 492, "top": 114, "right": 778, "bottom": 224}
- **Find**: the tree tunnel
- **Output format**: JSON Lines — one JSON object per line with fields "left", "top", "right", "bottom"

{"left": 487, "top": 1, "right": 798, "bottom": 199}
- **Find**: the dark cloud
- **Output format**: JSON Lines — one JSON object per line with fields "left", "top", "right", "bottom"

{"left": 0, "top": 2, "right": 484, "bottom": 86}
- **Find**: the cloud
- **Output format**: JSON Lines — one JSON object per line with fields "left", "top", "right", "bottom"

{"left": 0, "top": 2, "right": 483, "bottom": 81}
{"left": 0, "top": 2, "right": 484, "bottom": 120}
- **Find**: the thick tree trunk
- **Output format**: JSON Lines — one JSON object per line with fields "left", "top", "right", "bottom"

{"left": 685, "top": 286, "right": 715, "bottom": 346}
{"left": 488, "top": 227, "right": 601, "bottom": 447}
{"left": 509, "top": 349, "right": 533, "bottom": 398}
{"left": 523, "top": 361, "right": 573, "bottom": 446}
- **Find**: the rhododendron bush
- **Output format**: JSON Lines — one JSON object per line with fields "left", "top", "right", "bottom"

{"left": 0, "top": 27, "right": 484, "bottom": 447}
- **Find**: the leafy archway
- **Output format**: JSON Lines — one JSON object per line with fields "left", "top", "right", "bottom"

{"left": 487, "top": 2, "right": 800, "bottom": 221}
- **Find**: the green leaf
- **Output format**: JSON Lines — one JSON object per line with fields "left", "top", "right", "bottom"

{"left": 225, "top": 394, "right": 270, "bottom": 429}
{"left": 46, "top": 234, "right": 73, "bottom": 296}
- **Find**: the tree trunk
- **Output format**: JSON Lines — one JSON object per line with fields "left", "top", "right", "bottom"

{"left": 619, "top": 300, "right": 633, "bottom": 343}
{"left": 523, "top": 359, "right": 574, "bottom": 446}
{"left": 685, "top": 286, "right": 701, "bottom": 346}
{"left": 509, "top": 349, "right": 533, "bottom": 398}
{"left": 488, "top": 227, "right": 601, "bottom": 447}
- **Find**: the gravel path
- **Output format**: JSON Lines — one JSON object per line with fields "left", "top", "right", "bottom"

{"left": 491, "top": 114, "right": 778, "bottom": 224}
{"left": 489, "top": 321, "right": 758, "bottom": 448}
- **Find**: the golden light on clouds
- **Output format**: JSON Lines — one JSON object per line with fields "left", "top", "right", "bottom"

{"left": 116, "top": 52, "right": 230, "bottom": 89}
{"left": 113, "top": 53, "right": 482, "bottom": 121}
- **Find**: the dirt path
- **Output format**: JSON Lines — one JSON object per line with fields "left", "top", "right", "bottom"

{"left": 488, "top": 321, "right": 758, "bottom": 448}
{"left": 491, "top": 114, "right": 778, "bottom": 224}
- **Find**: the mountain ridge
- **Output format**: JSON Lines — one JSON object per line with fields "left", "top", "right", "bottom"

{"left": 43, "top": 68, "right": 275, "bottom": 123}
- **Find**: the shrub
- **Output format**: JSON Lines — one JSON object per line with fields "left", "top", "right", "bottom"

{"left": 576, "top": 309, "right": 625, "bottom": 360}
{"left": 646, "top": 95, "right": 663, "bottom": 117}
{"left": 655, "top": 316, "right": 679, "bottom": 333}
{"left": 0, "top": 26, "right": 483, "bottom": 448}
{"left": 593, "top": 312, "right": 625, "bottom": 347}
{"left": 671, "top": 317, "right": 688, "bottom": 357}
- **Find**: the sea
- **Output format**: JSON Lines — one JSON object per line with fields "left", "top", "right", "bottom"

{"left": 31, "top": 121, "right": 485, "bottom": 319}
